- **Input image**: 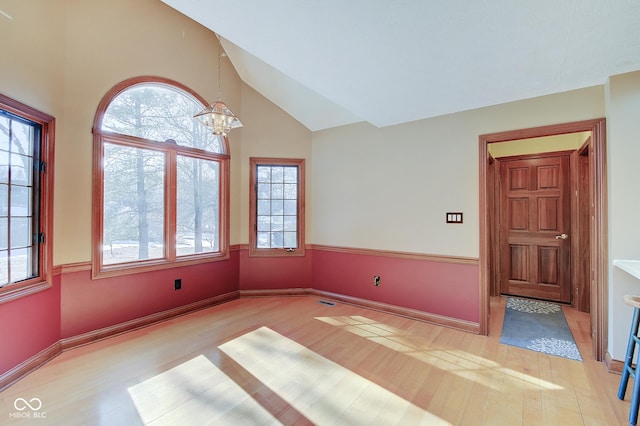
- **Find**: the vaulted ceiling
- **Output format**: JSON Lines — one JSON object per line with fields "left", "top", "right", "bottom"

{"left": 161, "top": 0, "right": 640, "bottom": 131}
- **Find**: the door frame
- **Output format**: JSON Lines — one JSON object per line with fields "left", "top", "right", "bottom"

{"left": 478, "top": 118, "right": 607, "bottom": 361}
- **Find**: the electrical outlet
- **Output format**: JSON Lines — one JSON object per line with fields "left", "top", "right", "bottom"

{"left": 374, "top": 276, "right": 381, "bottom": 287}
{"left": 174, "top": 279, "right": 182, "bottom": 290}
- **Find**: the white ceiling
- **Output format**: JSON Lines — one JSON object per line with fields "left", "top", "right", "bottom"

{"left": 161, "top": 0, "right": 640, "bottom": 131}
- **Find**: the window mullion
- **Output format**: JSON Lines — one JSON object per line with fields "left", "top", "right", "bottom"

{"left": 166, "top": 149, "right": 177, "bottom": 261}
{"left": 5, "top": 120, "right": 12, "bottom": 285}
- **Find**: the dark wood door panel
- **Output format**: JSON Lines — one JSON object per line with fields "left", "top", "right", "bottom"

{"left": 538, "top": 246, "right": 560, "bottom": 284}
{"left": 508, "top": 244, "right": 530, "bottom": 282}
{"left": 537, "top": 197, "right": 560, "bottom": 232}
{"left": 505, "top": 281, "right": 564, "bottom": 301}
{"left": 537, "top": 164, "right": 560, "bottom": 189}
{"left": 508, "top": 198, "right": 529, "bottom": 230}
{"left": 509, "top": 167, "right": 529, "bottom": 190}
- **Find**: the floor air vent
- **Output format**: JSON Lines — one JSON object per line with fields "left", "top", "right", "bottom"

{"left": 318, "top": 300, "right": 336, "bottom": 306}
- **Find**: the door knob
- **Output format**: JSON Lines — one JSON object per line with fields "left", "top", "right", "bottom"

{"left": 555, "top": 233, "right": 568, "bottom": 240}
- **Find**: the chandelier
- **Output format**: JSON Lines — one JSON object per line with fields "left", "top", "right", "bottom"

{"left": 194, "top": 37, "right": 243, "bottom": 136}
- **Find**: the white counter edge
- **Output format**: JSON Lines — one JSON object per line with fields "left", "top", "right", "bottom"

{"left": 614, "top": 259, "right": 640, "bottom": 281}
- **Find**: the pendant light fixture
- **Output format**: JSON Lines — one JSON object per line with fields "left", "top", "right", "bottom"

{"left": 194, "top": 36, "right": 243, "bottom": 136}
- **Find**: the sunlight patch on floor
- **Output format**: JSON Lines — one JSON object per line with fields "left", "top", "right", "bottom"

{"left": 315, "top": 316, "right": 563, "bottom": 392}
{"left": 128, "top": 355, "right": 279, "bottom": 425}
{"left": 220, "top": 326, "right": 451, "bottom": 426}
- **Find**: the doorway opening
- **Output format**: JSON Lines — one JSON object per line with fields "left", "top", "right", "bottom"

{"left": 479, "top": 118, "right": 607, "bottom": 361}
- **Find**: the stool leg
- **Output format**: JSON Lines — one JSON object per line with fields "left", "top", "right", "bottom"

{"left": 620, "top": 308, "right": 640, "bottom": 400}
{"left": 632, "top": 362, "right": 640, "bottom": 425}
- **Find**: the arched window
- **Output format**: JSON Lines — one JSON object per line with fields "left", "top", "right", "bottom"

{"left": 92, "top": 77, "right": 229, "bottom": 278}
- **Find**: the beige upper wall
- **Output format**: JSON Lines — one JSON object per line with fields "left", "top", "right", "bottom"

{"left": 0, "top": 1, "right": 65, "bottom": 116}
{"left": 1, "top": 0, "right": 242, "bottom": 264}
{"left": 311, "top": 86, "right": 605, "bottom": 258}
{"left": 488, "top": 132, "right": 591, "bottom": 158}
{"left": 605, "top": 71, "right": 640, "bottom": 360}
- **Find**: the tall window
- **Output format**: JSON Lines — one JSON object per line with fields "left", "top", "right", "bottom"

{"left": 93, "top": 77, "right": 229, "bottom": 277}
{"left": 0, "top": 94, "right": 54, "bottom": 302}
{"left": 249, "top": 158, "right": 305, "bottom": 257}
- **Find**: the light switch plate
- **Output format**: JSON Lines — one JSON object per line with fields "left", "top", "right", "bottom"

{"left": 446, "top": 212, "right": 463, "bottom": 223}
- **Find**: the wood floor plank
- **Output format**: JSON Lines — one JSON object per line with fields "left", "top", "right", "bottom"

{"left": 0, "top": 296, "right": 629, "bottom": 425}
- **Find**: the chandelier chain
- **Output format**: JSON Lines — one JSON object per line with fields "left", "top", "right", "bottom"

{"left": 217, "top": 37, "right": 222, "bottom": 101}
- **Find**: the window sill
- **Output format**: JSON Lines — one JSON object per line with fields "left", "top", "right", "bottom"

{"left": 248, "top": 248, "right": 306, "bottom": 258}
{"left": 92, "top": 252, "right": 230, "bottom": 279}
{"left": 0, "top": 281, "right": 52, "bottom": 305}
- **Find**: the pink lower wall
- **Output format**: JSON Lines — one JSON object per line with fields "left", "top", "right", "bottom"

{"left": 61, "top": 252, "right": 239, "bottom": 338}
{"left": 311, "top": 250, "right": 479, "bottom": 323}
{"left": 1, "top": 253, "right": 239, "bottom": 377}
{"left": 237, "top": 247, "right": 479, "bottom": 323}
{"left": 0, "top": 276, "right": 61, "bottom": 375}
{"left": 238, "top": 249, "right": 313, "bottom": 290}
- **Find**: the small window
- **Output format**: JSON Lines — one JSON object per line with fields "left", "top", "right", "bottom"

{"left": 93, "top": 77, "right": 229, "bottom": 277}
{"left": 249, "top": 158, "right": 305, "bottom": 257}
{"left": 0, "top": 94, "right": 54, "bottom": 302}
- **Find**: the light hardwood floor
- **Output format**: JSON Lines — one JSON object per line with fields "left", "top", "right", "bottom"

{"left": 0, "top": 296, "right": 630, "bottom": 425}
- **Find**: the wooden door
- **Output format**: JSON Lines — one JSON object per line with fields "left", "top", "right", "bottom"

{"left": 499, "top": 154, "right": 571, "bottom": 303}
